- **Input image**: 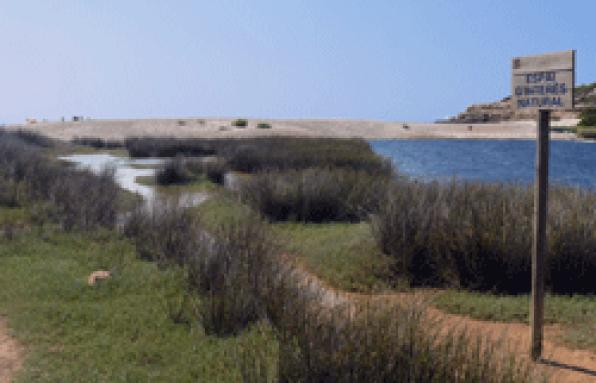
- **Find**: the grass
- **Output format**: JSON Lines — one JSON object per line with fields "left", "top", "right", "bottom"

{"left": 0, "top": 207, "right": 29, "bottom": 226}
{"left": 434, "top": 290, "right": 596, "bottom": 351}
{"left": 273, "top": 222, "right": 392, "bottom": 291}
{"left": 195, "top": 193, "right": 252, "bottom": 229}
{"left": 0, "top": 230, "right": 278, "bottom": 382}
{"left": 197, "top": 194, "right": 392, "bottom": 293}
{"left": 136, "top": 174, "right": 219, "bottom": 193}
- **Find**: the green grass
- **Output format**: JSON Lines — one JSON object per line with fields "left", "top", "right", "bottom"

{"left": 0, "top": 207, "right": 30, "bottom": 226}
{"left": 195, "top": 193, "right": 393, "bottom": 292}
{"left": 434, "top": 290, "right": 596, "bottom": 350}
{"left": 195, "top": 194, "right": 252, "bottom": 229}
{"left": 272, "top": 222, "right": 393, "bottom": 292}
{"left": 0, "top": 231, "right": 277, "bottom": 382}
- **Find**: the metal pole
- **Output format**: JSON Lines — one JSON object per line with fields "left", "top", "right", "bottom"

{"left": 530, "top": 109, "right": 550, "bottom": 360}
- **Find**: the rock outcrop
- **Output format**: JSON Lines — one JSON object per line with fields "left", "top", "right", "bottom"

{"left": 448, "top": 83, "right": 596, "bottom": 123}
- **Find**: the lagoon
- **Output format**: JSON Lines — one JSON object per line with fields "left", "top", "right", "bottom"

{"left": 371, "top": 139, "right": 596, "bottom": 189}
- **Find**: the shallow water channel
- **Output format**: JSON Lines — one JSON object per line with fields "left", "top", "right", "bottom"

{"left": 59, "top": 153, "right": 209, "bottom": 207}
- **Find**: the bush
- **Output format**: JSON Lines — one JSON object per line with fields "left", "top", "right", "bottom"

{"left": 232, "top": 119, "right": 248, "bottom": 128}
{"left": 274, "top": 299, "right": 533, "bottom": 383}
{"left": 240, "top": 168, "right": 391, "bottom": 222}
{"left": 124, "top": 199, "right": 201, "bottom": 265}
{"left": 125, "top": 137, "right": 217, "bottom": 158}
{"left": 10, "top": 129, "right": 56, "bottom": 148}
{"left": 123, "top": 137, "right": 392, "bottom": 176}
{"left": 256, "top": 123, "right": 271, "bottom": 129}
{"left": 187, "top": 211, "right": 276, "bottom": 335}
{"left": 0, "top": 130, "right": 121, "bottom": 231}
{"left": 156, "top": 156, "right": 192, "bottom": 185}
{"left": 185, "top": 158, "right": 228, "bottom": 184}
{"left": 579, "top": 108, "right": 596, "bottom": 127}
{"left": 223, "top": 137, "right": 393, "bottom": 175}
{"left": 373, "top": 179, "right": 596, "bottom": 294}
{"left": 71, "top": 136, "right": 124, "bottom": 149}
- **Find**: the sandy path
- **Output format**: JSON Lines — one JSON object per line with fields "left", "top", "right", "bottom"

{"left": 0, "top": 318, "right": 23, "bottom": 383}
{"left": 286, "top": 259, "right": 596, "bottom": 383}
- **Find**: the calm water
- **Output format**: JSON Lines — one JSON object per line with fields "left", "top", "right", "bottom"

{"left": 59, "top": 154, "right": 161, "bottom": 200}
{"left": 59, "top": 154, "right": 209, "bottom": 207}
{"left": 371, "top": 139, "right": 596, "bottom": 189}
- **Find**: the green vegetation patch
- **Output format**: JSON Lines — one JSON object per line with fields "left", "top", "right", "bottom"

{"left": 0, "top": 231, "right": 277, "bottom": 382}
{"left": 578, "top": 108, "right": 596, "bottom": 127}
{"left": 273, "top": 222, "right": 393, "bottom": 291}
{"left": 231, "top": 119, "right": 248, "bottom": 127}
{"left": 434, "top": 290, "right": 596, "bottom": 351}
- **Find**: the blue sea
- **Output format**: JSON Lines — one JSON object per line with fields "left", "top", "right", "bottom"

{"left": 370, "top": 139, "right": 596, "bottom": 189}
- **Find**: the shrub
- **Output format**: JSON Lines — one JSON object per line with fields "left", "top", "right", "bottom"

{"left": 232, "top": 119, "right": 248, "bottom": 128}
{"left": 185, "top": 158, "right": 228, "bottom": 184}
{"left": 125, "top": 137, "right": 217, "bottom": 158}
{"left": 239, "top": 168, "right": 391, "bottom": 222}
{"left": 579, "top": 108, "right": 596, "bottom": 127}
{"left": 274, "top": 299, "right": 533, "bottom": 383}
{"left": 124, "top": 199, "right": 201, "bottom": 265}
{"left": 256, "top": 123, "right": 271, "bottom": 129}
{"left": 156, "top": 156, "right": 192, "bottom": 185}
{"left": 123, "top": 137, "right": 393, "bottom": 176}
{"left": 222, "top": 137, "right": 393, "bottom": 175}
{"left": 0, "top": 131, "right": 121, "bottom": 231}
{"left": 14, "top": 130, "right": 56, "bottom": 147}
{"left": 71, "top": 136, "right": 124, "bottom": 149}
{"left": 373, "top": 179, "right": 596, "bottom": 294}
{"left": 186, "top": 211, "right": 276, "bottom": 335}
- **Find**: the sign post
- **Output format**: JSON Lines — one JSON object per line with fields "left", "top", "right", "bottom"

{"left": 511, "top": 50, "right": 575, "bottom": 361}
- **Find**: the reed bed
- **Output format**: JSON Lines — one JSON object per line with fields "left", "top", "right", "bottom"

{"left": 0, "top": 130, "right": 121, "bottom": 231}
{"left": 124, "top": 136, "right": 392, "bottom": 175}
{"left": 373, "top": 180, "right": 596, "bottom": 294}
{"left": 156, "top": 156, "right": 227, "bottom": 186}
{"left": 71, "top": 136, "right": 124, "bottom": 149}
{"left": 239, "top": 168, "right": 391, "bottom": 222}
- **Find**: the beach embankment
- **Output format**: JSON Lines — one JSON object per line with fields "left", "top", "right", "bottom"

{"left": 5, "top": 117, "right": 581, "bottom": 141}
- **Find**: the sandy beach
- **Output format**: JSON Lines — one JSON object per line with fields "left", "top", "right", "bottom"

{"left": 5, "top": 117, "right": 581, "bottom": 141}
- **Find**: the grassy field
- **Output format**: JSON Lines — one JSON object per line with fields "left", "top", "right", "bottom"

{"left": 272, "top": 222, "right": 392, "bottom": 291}
{"left": 0, "top": 230, "right": 277, "bottom": 382}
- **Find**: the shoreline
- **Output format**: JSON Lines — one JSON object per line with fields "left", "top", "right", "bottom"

{"left": 4, "top": 117, "right": 586, "bottom": 142}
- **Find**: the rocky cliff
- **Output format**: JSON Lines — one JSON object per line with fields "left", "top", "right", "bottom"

{"left": 448, "top": 83, "right": 596, "bottom": 123}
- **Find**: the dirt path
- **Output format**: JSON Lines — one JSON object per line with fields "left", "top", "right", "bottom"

{"left": 286, "top": 258, "right": 596, "bottom": 383}
{"left": 0, "top": 318, "right": 23, "bottom": 383}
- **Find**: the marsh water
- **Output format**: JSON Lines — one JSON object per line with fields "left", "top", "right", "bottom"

{"left": 371, "top": 139, "right": 596, "bottom": 189}
{"left": 59, "top": 154, "right": 208, "bottom": 206}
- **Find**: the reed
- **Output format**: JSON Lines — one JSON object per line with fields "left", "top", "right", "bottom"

{"left": 0, "top": 130, "right": 121, "bottom": 231}
{"left": 239, "top": 167, "right": 391, "bottom": 222}
{"left": 373, "top": 179, "right": 596, "bottom": 294}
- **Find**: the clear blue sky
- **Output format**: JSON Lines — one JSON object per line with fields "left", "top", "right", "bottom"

{"left": 1, "top": 1, "right": 594, "bottom": 124}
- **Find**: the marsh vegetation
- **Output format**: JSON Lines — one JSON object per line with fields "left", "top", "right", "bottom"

{"left": 1, "top": 130, "right": 594, "bottom": 381}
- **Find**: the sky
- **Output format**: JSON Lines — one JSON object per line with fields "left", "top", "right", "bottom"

{"left": 1, "top": 1, "right": 594, "bottom": 124}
